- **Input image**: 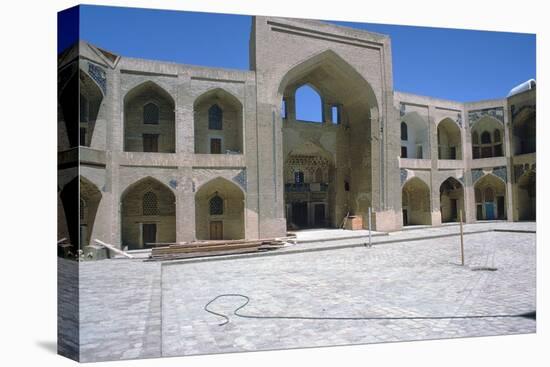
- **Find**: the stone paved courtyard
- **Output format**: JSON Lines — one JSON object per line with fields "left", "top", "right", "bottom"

{"left": 74, "top": 223, "right": 536, "bottom": 361}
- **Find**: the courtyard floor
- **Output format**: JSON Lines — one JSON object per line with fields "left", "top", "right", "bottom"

{"left": 72, "top": 222, "right": 536, "bottom": 362}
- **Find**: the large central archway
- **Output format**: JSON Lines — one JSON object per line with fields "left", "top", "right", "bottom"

{"left": 278, "top": 50, "right": 379, "bottom": 229}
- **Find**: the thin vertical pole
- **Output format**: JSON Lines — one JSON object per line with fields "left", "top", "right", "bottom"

{"left": 368, "top": 207, "right": 372, "bottom": 247}
{"left": 459, "top": 210, "right": 464, "bottom": 266}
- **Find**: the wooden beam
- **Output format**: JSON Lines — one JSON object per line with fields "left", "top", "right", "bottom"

{"left": 94, "top": 239, "right": 135, "bottom": 259}
{"left": 149, "top": 236, "right": 296, "bottom": 247}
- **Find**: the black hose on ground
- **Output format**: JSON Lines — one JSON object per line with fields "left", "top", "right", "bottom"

{"left": 204, "top": 294, "right": 536, "bottom": 326}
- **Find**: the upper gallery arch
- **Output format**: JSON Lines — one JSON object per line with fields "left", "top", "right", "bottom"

{"left": 277, "top": 49, "right": 379, "bottom": 121}
{"left": 193, "top": 88, "right": 244, "bottom": 154}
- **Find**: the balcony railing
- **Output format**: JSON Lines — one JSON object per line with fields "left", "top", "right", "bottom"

{"left": 438, "top": 145, "right": 458, "bottom": 160}
{"left": 285, "top": 183, "right": 329, "bottom": 192}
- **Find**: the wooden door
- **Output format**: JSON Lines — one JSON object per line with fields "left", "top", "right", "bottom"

{"left": 450, "top": 199, "right": 458, "bottom": 221}
{"left": 314, "top": 204, "right": 325, "bottom": 227}
{"left": 497, "top": 196, "right": 505, "bottom": 219}
{"left": 143, "top": 134, "right": 159, "bottom": 152}
{"left": 143, "top": 223, "right": 157, "bottom": 248}
{"left": 209, "top": 221, "right": 223, "bottom": 240}
{"left": 416, "top": 145, "right": 423, "bottom": 159}
{"left": 210, "top": 138, "right": 222, "bottom": 154}
{"left": 449, "top": 146, "right": 457, "bottom": 159}
{"left": 292, "top": 202, "right": 308, "bottom": 228}
{"left": 485, "top": 203, "right": 495, "bottom": 220}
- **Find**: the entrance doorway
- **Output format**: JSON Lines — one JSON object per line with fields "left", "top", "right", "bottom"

{"left": 142, "top": 223, "right": 157, "bottom": 248}
{"left": 209, "top": 221, "right": 223, "bottom": 240}
{"left": 484, "top": 203, "right": 495, "bottom": 220}
{"left": 292, "top": 202, "right": 308, "bottom": 228}
{"left": 476, "top": 205, "right": 483, "bottom": 220}
{"left": 497, "top": 196, "right": 505, "bottom": 219}
{"left": 313, "top": 203, "right": 325, "bottom": 227}
{"left": 439, "top": 177, "right": 464, "bottom": 223}
{"left": 474, "top": 174, "right": 507, "bottom": 221}
{"left": 450, "top": 199, "right": 458, "bottom": 220}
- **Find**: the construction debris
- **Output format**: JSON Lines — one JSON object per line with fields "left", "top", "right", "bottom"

{"left": 148, "top": 236, "right": 296, "bottom": 261}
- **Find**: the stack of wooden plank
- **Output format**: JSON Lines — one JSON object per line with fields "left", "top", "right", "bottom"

{"left": 148, "top": 236, "right": 295, "bottom": 261}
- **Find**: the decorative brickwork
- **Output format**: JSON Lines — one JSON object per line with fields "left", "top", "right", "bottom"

{"left": 88, "top": 62, "right": 107, "bottom": 95}
{"left": 471, "top": 169, "right": 484, "bottom": 184}
{"left": 232, "top": 170, "right": 247, "bottom": 191}
{"left": 400, "top": 168, "right": 408, "bottom": 185}
{"left": 492, "top": 166, "right": 507, "bottom": 182}
{"left": 468, "top": 107, "right": 504, "bottom": 127}
{"left": 284, "top": 155, "right": 330, "bottom": 184}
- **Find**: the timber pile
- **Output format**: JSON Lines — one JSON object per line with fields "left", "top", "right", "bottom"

{"left": 148, "top": 236, "right": 295, "bottom": 261}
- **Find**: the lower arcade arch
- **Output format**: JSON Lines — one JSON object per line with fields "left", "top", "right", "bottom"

{"left": 195, "top": 177, "right": 245, "bottom": 240}
{"left": 439, "top": 177, "right": 465, "bottom": 223}
{"left": 79, "top": 177, "right": 102, "bottom": 247}
{"left": 401, "top": 177, "right": 432, "bottom": 226}
{"left": 474, "top": 174, "right": 506, "bottom": 220}
{"left": 121, "top": 177, "right": 176, "bottom": 250}
{"left": 516, "top": 170, "right": 536, "bottom": 221}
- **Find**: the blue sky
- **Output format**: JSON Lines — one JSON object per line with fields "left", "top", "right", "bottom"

{"left": 68, "top": 4, "right": 535, "bottom": 109}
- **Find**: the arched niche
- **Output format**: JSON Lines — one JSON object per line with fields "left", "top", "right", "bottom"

{"left": 516, "top": 169, "right": 536, "bottom": 220}
{"left": 123, "top": 81, "right": 175, "bottom": 153}
{"left": 195, "top": 177, "right": 245, "bottom": 240}
{"left": 400, "top": 112, "right": 430, "bottom": 159}
{"left": 193, "top": 88, "right": 243, "bottom": 154}
{"left": 471, "top": 116, "right": 504, "bottom": 159}
{"left": 437, "top": 118, "right": 462, "bottom": 160}
{"left": 439, "top": 177, "right": 465, "bottom": 222}
{"left": 121, "top": 177, "right": 176, "bottom": 249}
{"left": 79, "top": 176, "right": 103, "bottom": 247}
{"left": 513, "top": 109, "right": 536, "bottom": 155}
{"left": 402, "top": 177, "right": 431, "bottom": 225}
{"left": 474, "top": 174, "right": 506, "bottom": 220}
